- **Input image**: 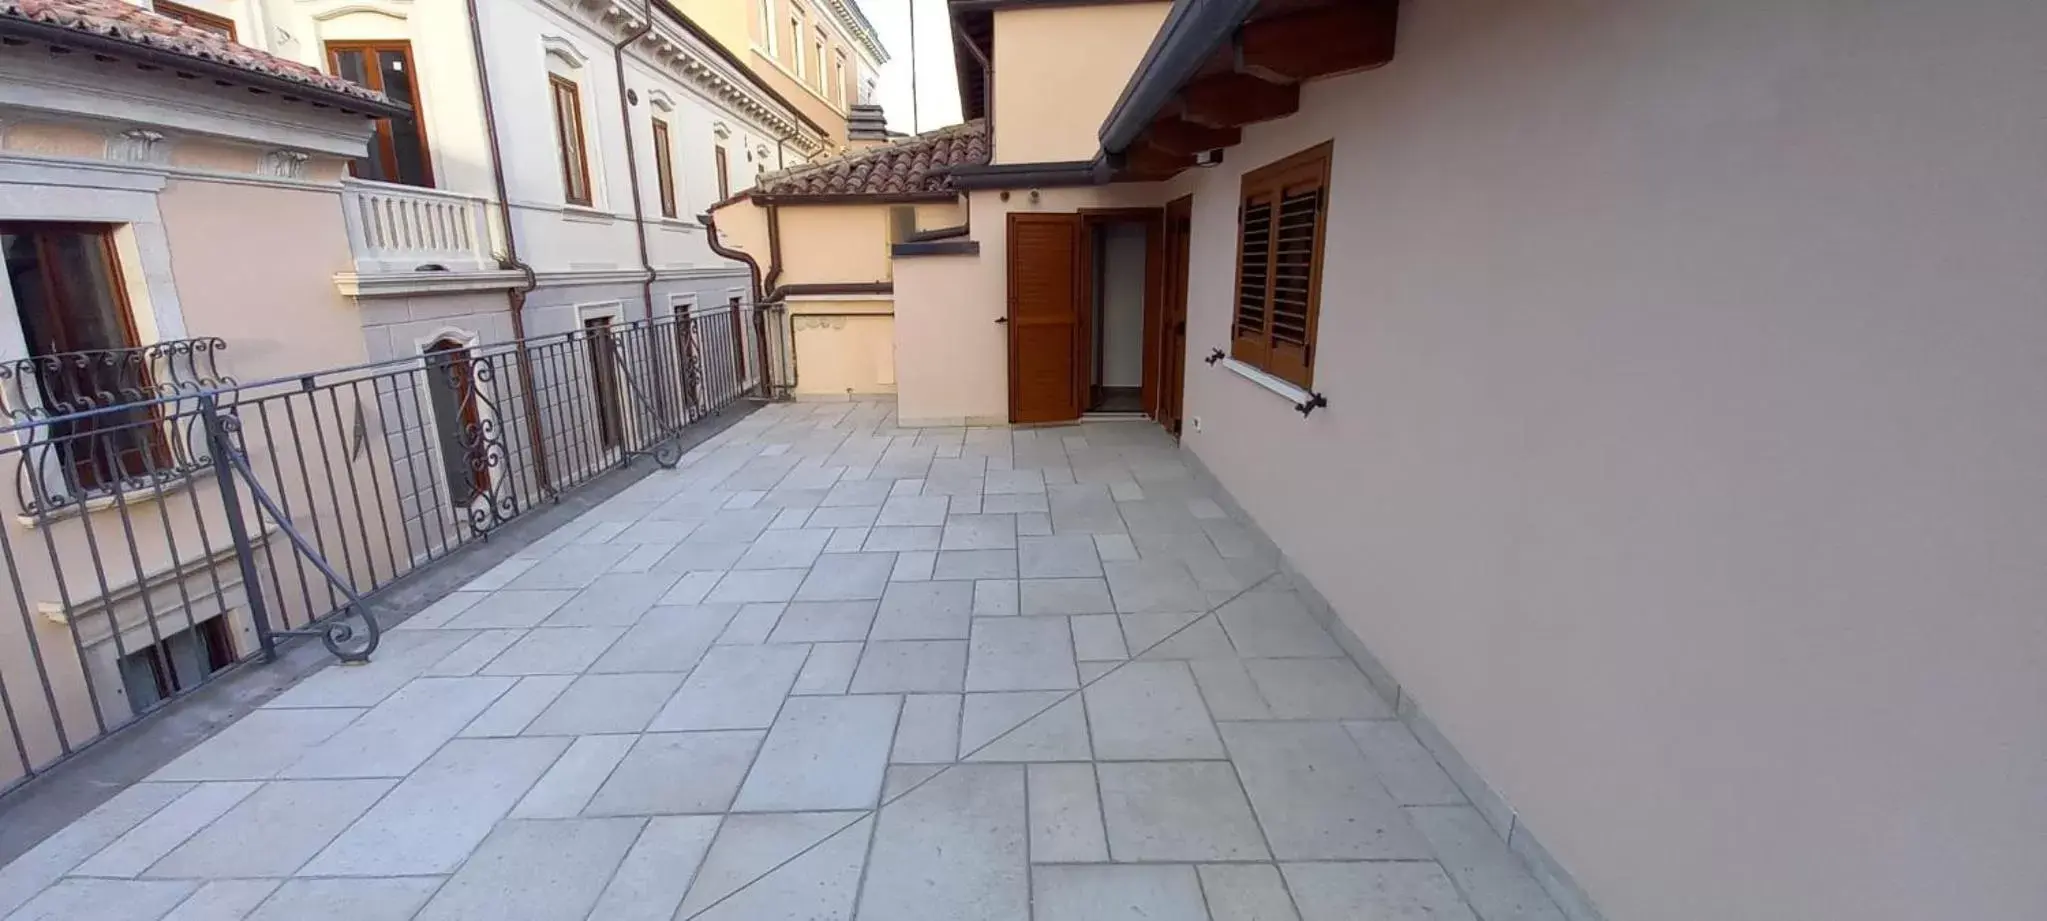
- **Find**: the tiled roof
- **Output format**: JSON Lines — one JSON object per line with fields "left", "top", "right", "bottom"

{"left": 757, "top": 120, "right": 987, "bottom": 197}
{"left": 0, "top": 0, "right": 389, "bottom": 106}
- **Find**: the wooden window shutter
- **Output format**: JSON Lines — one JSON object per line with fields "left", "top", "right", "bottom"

{"left": 1232, "top": 141, "right": 1332, "bottom": 389}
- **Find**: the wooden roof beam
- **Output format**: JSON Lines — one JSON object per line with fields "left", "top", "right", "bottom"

{"left": 1237, "top": 0, "right": 1399, "bottom": 84}
{"left": 1179, "top": 73, "right": 1299, "bottom": 129}
{"left": 1144, "top": 117, "right": 1241, "bottom": 157}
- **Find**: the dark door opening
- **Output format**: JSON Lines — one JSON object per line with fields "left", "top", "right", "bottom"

{"left": 584, "top": 316, "right": 624, "bottom": 450}
{"left": 1088, "top": 220, "right": 1150, "bottom": 414}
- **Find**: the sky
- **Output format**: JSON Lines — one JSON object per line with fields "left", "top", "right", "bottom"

{"left": 857, "top": 0, "right": 965, "bottom": 135}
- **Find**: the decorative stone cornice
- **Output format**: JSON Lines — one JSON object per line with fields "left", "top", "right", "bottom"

{"left": 818, "top": 0, "right": 889, "bottom": 66}
{"left": 107, "top": 128, "right": 168, "bottom": 165}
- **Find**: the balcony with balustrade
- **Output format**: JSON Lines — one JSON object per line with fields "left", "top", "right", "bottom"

{"left": 333, "top": 179, "right": 527, "bottom": 297}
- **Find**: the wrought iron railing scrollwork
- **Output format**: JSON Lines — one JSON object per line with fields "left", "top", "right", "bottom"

{"left": 0, "top": 308, "right": 773, "bottom": 794}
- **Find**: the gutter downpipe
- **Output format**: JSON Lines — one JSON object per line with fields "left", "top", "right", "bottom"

{"left": 466, "top": 0, "right": 553, "bottom": 495}
{"left": 700, "top": 204, "right": 784, "bottom": 397}
{"left": 613, "top": 1, "right": 660, "bottom": 324}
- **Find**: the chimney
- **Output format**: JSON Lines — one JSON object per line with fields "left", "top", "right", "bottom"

{"left": 847, "top": 103, "right": 891, "bottom": 151}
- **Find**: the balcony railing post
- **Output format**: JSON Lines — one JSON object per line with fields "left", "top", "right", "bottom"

{"left": 199, "top": 394, "right": 279, "bottom": 663}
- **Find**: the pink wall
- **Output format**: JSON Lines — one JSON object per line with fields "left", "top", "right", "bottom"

{"left": 1165, "top": 2, "right": 2047, "bottom": 918}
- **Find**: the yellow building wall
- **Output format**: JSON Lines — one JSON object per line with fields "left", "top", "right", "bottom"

{"left": 787, "top": 299, "right": 895, "bottom": 399}
{"left": 991, "top": 3, "right": 1172, "bottom": 164}
{"left": 672, "top": 0, "right": 857, "bottom": 149}
{"left": 776, "top": 205, "right": 894, "bottom": 285}
{"left": 913, "top": 200, "right": 968, "bottom": 232}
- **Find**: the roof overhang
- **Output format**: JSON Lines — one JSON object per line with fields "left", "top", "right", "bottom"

{"left": 0, "top": 15, "right": 407, "bottom": 120}
{"left": 948, "top": 159, "right": 1108, "bottom": 190}
{"left": 752, "top": 191, "right": 962, "bottom": 205}
{"left": 1096, "top": 0, "right": 1397, "bottom": 179}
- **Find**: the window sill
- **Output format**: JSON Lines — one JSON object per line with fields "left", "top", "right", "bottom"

{"left": 656, "top": 217, "right": 702, "bottom": 231}
{"left": 1217, "top": 357, "right": 1323, "bottom": 412}
{"left": 18, "top": 466, "right": 209, "bottom": 529}
{"left": 561, "top": 204, "right": 615, "bottom": 224}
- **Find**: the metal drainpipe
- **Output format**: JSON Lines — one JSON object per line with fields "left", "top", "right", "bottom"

{"left": 466, "top": 0, "right": 552, "bottom": 495}
{"left": 613, "top": 0, "right": 659, "bottom": 324}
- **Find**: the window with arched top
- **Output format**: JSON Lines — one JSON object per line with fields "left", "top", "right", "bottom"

{"left": 422, "top": 338, "right": 488, "bottom": 503}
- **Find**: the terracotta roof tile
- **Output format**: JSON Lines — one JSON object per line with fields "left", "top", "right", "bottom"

{"left": 0, "top": 0, "right": 388, "bottom": 105}
{"left": 757, "top": 119, "right": 987, "bottom": 197}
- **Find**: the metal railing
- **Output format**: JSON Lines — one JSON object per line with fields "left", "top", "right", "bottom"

{"left": 0, "top": 303, "right": 772, "bottom": 794}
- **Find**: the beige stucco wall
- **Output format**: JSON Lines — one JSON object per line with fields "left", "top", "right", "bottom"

{"left": 892, "top": 184, "right": 1163, "bottom": 426}
{"left": 1161, "top": 2, "right": 2047, "bottom": 919}
{"left": 777, "top": 205, "right": 893, "bottom": 285}
{"left": 912, "top": 200, "right": 967, "bottom": 232}
{"left": 991, "top": 3, "right": 1171, "bottom": 164}
{"left": 787, "top": 298, "right": 895, "bottom": 399}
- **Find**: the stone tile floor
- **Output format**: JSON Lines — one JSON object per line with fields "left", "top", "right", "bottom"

{"left": 0, "top": 401, "right": 1566, "bottom": 920}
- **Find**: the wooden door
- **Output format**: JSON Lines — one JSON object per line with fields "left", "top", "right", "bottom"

{"left": 1157, "top": 196, "right": 1193, "bottom": 435}
{"left": 1007, "top": 213, "right": 1085, "bottom": 424}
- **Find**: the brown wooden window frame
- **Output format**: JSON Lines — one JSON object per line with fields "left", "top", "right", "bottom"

{"left": 652, "top": 118, "right": 679, "bottom": 219}
{"left": 714, "top": 145, "right": 731, "bottom": 199}
{"left": 1231, "top": 141, "right": 1333, "bottom": 389}
{"left": 154, "top": 1, "right": 237, "bottom": 41}
{"left": 326, "top": 40, "right": 436, "bottom": 188}
{"left": 550, "top": 74, "right": 595, "bottom": 207}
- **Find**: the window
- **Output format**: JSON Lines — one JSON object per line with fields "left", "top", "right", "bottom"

{"left": 584, "top": 317, "right": 624, "bottom": 450}
{"left": 422, "top": 338, "right": 488, "bottom": 505}
{"left": 715, "top": 145, "right": 731, "bottom": 199}
{"left": 1, "top": 223, "right": 168, "bottom": 495}
{"left": 652, "top": 118, "right": 679, "bottom": 219}
{"left": 550, "top": 74, "right": 594, "bottom": 206}
{"left": 1231, "top": 141, "right": 1332, "bottom": 388}
{"left": 790, "top": 9, "right": 806, "bottom": 77}
{"left": 154, "top": 1, "right": 236, "bottom": 41}
{"left": 119, "top": 615, "right": 237, "bottom": 713}
{"left": 327, "top": 41, "right": 435, "bottom": 187}
{"left": 814, "top": 34, "right": 827, "bottom": 91}
{"left": 832, "top": 49, "right": 846, "bottom": 105}
{"left": 758, "top": 0, "right": 777, "bottom": 54}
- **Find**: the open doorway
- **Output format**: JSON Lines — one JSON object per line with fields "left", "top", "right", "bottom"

{"left": 1088, "top": 221, "right": 1149, "bottom": 414}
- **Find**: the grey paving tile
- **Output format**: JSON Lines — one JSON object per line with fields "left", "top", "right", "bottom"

{"left": 1222, "top": 722, "right": 1433, "bottom": 860}
{"left": 421, "top": 630, "right": 525, "bottom": 676}
{"left": 71, "top": 782, "right": 260, "bottom": 878}
{"left": 504, "top": 544, "right": 635, "bottom": 590}
{"left": 1215, "top": 591, "right": 1345, "bottom": 658}
{"left": 934, "top": 548, "right": 1018, "bottom": 580}
{"left": 1344, "top": 721, "right": 1466, "bottom": 806}
{"left": 1069, "top": 614, "right": 1130, "bottom": 661}
{"left": 281, "top": 676, "right": 515, "bottom": 778}
{"left": 769, "top": 600, "right": 879, "bottom": 643}
{"left": 857, "top": 765, "right": 1027, "bottom": 921}
{"left": 793, "top": 641, "right": 865, "bottom": 694}
{"left": 647, "top": 644, "right": 808, "bottom": 731}
{"left": 864, "top": 525, "right": 941, "bottom": 552}
{"left": 982, "top": 492, "right": 1048, "bottom": 514}
{"left": 892, "top": 693, "right": 961, "bottom": 764}
{"left": 3, "top": 879, "right": 198, "bottom": 921}
{"left": 588, "top": 603, "right": 736, "bottom": 672}
{"left": 688, "top": 508, "right": 780, "bottom": 543}
{"left": 584, "top": 731, "right": 764, "bottom": 816}
{"left": 890, "top": 550, "right": 936, "bottom": 581}
{"left": 541, "top": 571, "right": 685, "bottom": 626}
{"left": 881, "top": 764, "right": 946, "bottom": 802}
{"left": 1129, "top": 612, "right": 1239, "bottom": 660}
{"left": 965, "top": 617, "right": 1079, "bottom": 692}
{"left": 822, "top": 478, "right": 894, "bottom": 507}
{"left": 143, "top": 779, "right": 392, "bottom": 878}
{"left": 587, "top": 816, "right": 720, "bottom": 921}
{"left": 1407, "top": 805, "right": 1566, "bottom": 921}
{"left": 705, "top": 568, "right": 808, "bottom": 603}
{"left": 160, "top": 879, "right": 280, "bottom": 921}
{"left": 1027, "top": 763, "right": 1107, "bottom": 862}
{"left": 735, "top": 694, "right": 901, "bottom": 811}
{"left": 1098, "top": 761, "right": 1269, "bottom": 861}
{"left": 1084, "top": 661, "right": 1224, "bottom": 760}
{"left": 824, "top": 527, "right": 871, "bottom": 552}
{"left": 414, "top": 817, "right": 645, "bottom": 921}
{"left": 1245, "top": 658, "right": 1393, "bottom": 719}
{"left": 309, "top": 736, "right": 569, "bottom": 876}
{"left": 849, "top": 640, "right": 966, "bottom": 693}
{"left": 960, "top": 692, "right": 1092, "bottom": 761}
{"left": 1049, "top": 492, "right": 1125, "bottom": 535}
{"left": 1282, "top": 862, "right": 1478, "bottom": 921}
{"left": 678, "top": 811, "right": 866, "bottom": 917}
{"left": 1020, "top": 578, "right": 1116, "bottom": 615}
{"left": 0, "top": 782, "right": 192, "bottom": 917}
{"left": 1018, "top": 535, "right": 1103, "bottom": 578}
{"left": 940, "top": 513, "right": 1017, "bottom": 551}
{"left": 658, "top": 569, "right": 728, "bottom": 604}
{"left": 478, "top": 626, "right": 624, "bottom": 676}
{"left": 459, "top": 675, "right": 574, "bottom": 737}
{"left": 261, "top": 630, "right": 474, "bottom": 708}
{"left": 462, "top": 556, "right": 537, "bottom": 591}
{"left": 985, "top": 468, "right": 1046, "bottom": 495}
{"left": 690, "top": 818, "right": 870, "bottom": 921}
{"left": 876, "top": 494, "right": 949, "bottom": 528}
{"left": 1104, "top": 560, "right": 1208, "bottom": 613}
{"left": 974, "top": 578, "right": 1019, "bottom": 616}
{"left": 715, "top": 602, "right": 786, "bottom": 644}
{"left": 1034, "top": 865, "right": 1207, "bottom": 921}
{"left": 1093, "top": 533, "right": 1140, "bottom": 561}
{"left": 870, "top": 581, "right": 974, "bottom": 639}
{"left": 795, "top": 552, "right": 896, "bottom": 601}
{"left": 522, "top": 671, "right": 687, "bottom": 735}
{"left": 734, "top": 529, "right": 831, "bottom": 570}
{"left": 1015, "top": 511, "right": 1053, "bottom": 536}
{"left": 149, "top": 708, "right": 364, "bottom": 782}
{"left": 807, "top": 504, "right": 881, "bottom": 529}
{"left": 245, "top": 877, "right": 443, "bottom": 921}
{"left": 1191, "top": 658, "right": 1275, "bottom": 720}
{"left": 1200, "top": 864, "right": 1301, "bottom": 921}
{"left": 397, "top": 591, "right": 485, "bottom": 630}
{"left": 509, "top": 734, "right": 637, "bottom": 819}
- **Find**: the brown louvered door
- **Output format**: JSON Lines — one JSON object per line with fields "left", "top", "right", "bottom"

{"left": 1233, "top": 142, "right": 1331, "bottom": 389}
{"left": 1008, "top": 213, "right": 1085, "bottom": 424}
